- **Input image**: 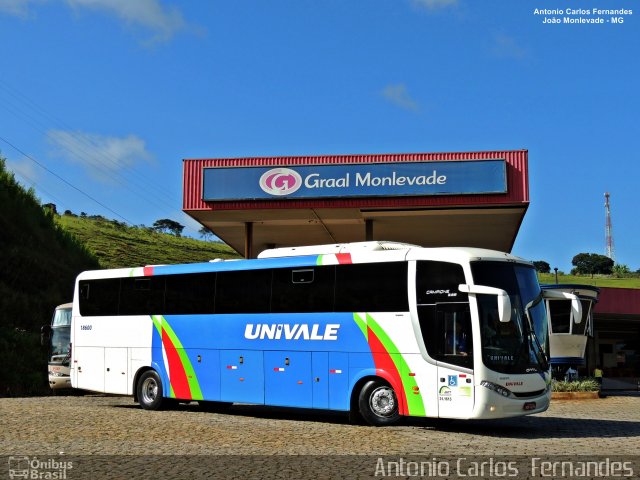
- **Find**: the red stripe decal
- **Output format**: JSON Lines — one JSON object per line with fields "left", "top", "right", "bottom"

{"left": 161, "top": 329, "right": 190, "bottom": 399}
{"left": 335, "top": 253, "right": 352, "bottom": 264}
{"left": 143, "top": 266, "right": 154, "bottom": 276}
{"left": 367, "top": 326, "right": 408, "bottom": 415}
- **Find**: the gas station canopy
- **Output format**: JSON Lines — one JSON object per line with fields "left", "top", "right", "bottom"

{"left": 183, "top": 150, "right": 529, "bottom": 258}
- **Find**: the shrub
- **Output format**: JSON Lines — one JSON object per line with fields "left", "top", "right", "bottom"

{"left": 552, "top": 379, "right": 600, "bottom": 392}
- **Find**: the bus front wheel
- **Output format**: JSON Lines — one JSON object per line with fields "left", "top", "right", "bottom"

{"left": 137, "top": 370, "right": 165, "bottom": 411}
{"left": 358, "top": 380, "right": 400, "bottom": 426}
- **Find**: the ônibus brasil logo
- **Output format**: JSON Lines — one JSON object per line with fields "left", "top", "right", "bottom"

{"left": 259, "top": 168, "right": 302, "bottom": 196}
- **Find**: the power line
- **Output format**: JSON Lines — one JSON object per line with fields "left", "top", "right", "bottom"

{"left": 4, "top": 163, "right": 68, "bottom": 208}
{"left": 0, "top": 80, "right": 206, "bottom": 236}
{"left": 0, "top": 79, "right": 184, "bottom": 216}
{"left": 0, "top": 135, "right": 133, "bottom": 224}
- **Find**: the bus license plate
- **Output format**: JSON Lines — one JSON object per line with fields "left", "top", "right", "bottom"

{"left": 523, "top": 402, "right": 536, "bottom": 411}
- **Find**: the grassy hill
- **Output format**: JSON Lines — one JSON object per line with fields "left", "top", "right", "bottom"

{"left": 56, "top": 214, "right": 239, "bottom": 269}
{"left": 0, "top": 156, "right": 240, "bottom": 396}
{"left": 1, "top": 158, "right": 100, "bottom": 395}
{"left": 537, "top": 273, "right": 640, "bottom": 289}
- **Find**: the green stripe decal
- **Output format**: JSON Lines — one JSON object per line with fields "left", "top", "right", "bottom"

{"left": 353, "top": 312, "right": 368, "bottom": 340}
{"left": 152, "top": 315, "right": 203, "bottom": 400}
{"left": 362, "top": 313, "right": 425, "bottom": 416}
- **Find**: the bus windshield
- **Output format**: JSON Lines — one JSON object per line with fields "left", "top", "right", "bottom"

{"left": 471, "top": 261, "right": 549, "bottom": 374}
{"left": 50, "top": 328, "right": 71, "bottom": 363}
{"left": 52, "top": 307, "right": 72, "bottom": 327}
{"left": 50, "top": 306, "right": 72, "bottom": 364}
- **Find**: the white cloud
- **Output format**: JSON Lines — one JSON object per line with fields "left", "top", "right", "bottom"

{"left": 381, "top": 84, "right": 420, "bottom": 112}
{"left": 66, "top": 0, "right": 188, "bottom": 43}
{"left": 0, "top": 0, "right": 36, "bottom": 17}
{"left": 0, "top": 0, "right": 192, "bottom": 43}
{"left": 47, "top": 130, "right": 154, "bottom": 184}
{"left": 411, "top": 0, "right": 458, "bottom": 11}
{"left": 491, "top": 33, "right": 527, "bottom": 59}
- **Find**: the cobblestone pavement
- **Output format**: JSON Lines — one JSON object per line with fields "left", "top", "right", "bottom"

{"left": 1, "top": 394, "right": 639, "bottom": 478}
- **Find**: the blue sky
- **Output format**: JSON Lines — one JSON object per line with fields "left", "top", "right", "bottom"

{"left": 1, "top": 0, "right": 638, "bottom": 271}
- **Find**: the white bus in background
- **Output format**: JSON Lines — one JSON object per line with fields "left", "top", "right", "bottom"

{"left": 41, "top": 303, "right": 72, "bottom": 390}
{"left": 70, "top": 242, "right": 581, "bottom": 425}
{"left": 541, "top": 284, "right": 600, "bottom": 376}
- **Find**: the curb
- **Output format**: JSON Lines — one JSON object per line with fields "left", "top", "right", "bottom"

{"left": 552, "top": 391, "right": 601, "bottom": 400}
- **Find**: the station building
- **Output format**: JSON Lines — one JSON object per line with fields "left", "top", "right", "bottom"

{"left": 182, "top": 149, "right": 639, "bottom": 386}
{"left": 591, "top": 288, "right": 640, "bottom": 388}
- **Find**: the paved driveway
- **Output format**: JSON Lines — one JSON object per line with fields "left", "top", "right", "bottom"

{"left": 1, "top": 394, "right": 639, "bottom": 478}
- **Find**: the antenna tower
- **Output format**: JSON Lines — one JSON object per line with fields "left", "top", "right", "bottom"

{"left": 604, "top": 192, "right": 615, "bottom": 261}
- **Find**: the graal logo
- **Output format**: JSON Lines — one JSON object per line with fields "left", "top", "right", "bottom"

{"left": 259, "top": 168, "right": 302, "bottom": 196}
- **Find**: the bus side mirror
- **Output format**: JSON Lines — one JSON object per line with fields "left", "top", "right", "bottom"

{"left": 40, "top": 325, "right": 52, "bottom": 346}
{"left": 542, "top": 291, "right": 583, "bottom": 324}
{"left": 458, "top": 284, "right": 512, "bottom": 323}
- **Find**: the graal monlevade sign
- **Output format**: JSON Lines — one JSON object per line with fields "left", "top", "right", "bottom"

{"left": 202, "top": 159, "right": 507, "bottom": 201}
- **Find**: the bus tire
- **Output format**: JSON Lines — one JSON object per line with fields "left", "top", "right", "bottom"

{"left": 358, "top": 379, "right": 400, "bottom": 426}
{"left": 137, "top": 370, "right": 165, "bottom": 411}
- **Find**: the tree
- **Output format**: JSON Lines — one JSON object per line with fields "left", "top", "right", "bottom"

{"left": 533, "top": 260, "right": 551, "bottom": 273}
{"left": 199, "top": 226, "right": 213, "bottom": 241}
{"left": 612, "top": 264, "right": 631, "bottom": 277}
{"left": 571, "top": 253, "right": 614, "bottom": 277}
{"left": 152, "top": 218, "right": 185, "bottom": 237}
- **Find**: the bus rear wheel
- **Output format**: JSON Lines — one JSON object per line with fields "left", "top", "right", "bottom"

{"left": 358, "top": 380, "right": 400, "bottom": 426}
{"left": 137, "top": 370, "right": 165, "bottom": 411}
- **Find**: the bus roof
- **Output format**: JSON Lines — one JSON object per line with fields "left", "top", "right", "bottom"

{"left": 75, "top": 243, "right": 532, "bottom": 280}
{"left": 257, "top": 241, "right": 419, "bottom": 258}
{"left": 540, "top": 284, "right": 600, "bottom": 301}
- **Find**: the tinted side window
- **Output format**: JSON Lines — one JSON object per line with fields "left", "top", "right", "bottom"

{"left": 548, "top": 300, "right": 571, "bottom": 334}
{"left": 79, "top": 279, "right": 120, "bottom": 316}
{"left": 165, "top": 273, "right": 216, "bottom": 315}
{"left": 271, "top": 266, "right": 335, "bottom": 313}
{"left": 572, "top": 300, "right": 591, "bottom": 335}
{"left": 119, "top": 276, "right": 166, "bottom": 315}
{"left": 216, "top": 269, "right": 272, "bottom": 314}
{"left": 334, "top": 262, "right": 408, "bottom": 312}
{"left": 416, "top": 261, "right": 468, "bottom": 304}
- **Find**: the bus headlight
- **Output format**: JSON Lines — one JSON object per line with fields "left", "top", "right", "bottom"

{"left": 481, "top": 380, "right": 512, "bottom": 398}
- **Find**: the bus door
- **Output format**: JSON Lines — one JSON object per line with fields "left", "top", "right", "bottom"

{"left": 435, "top": 303, "right": 474, "bottom": 418}
{"left": 415, "top": 261, "right": 474, "bottom": 418}
{"left": 104, "top": 347, "right": 128, "bottom": 395}
{"left": 74, "top": 346, "right": 105, "bottom": 392}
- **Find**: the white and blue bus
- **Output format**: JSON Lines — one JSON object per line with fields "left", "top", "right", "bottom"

{"left": 70, "top": 242, "right": 579, "bottom": 425}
